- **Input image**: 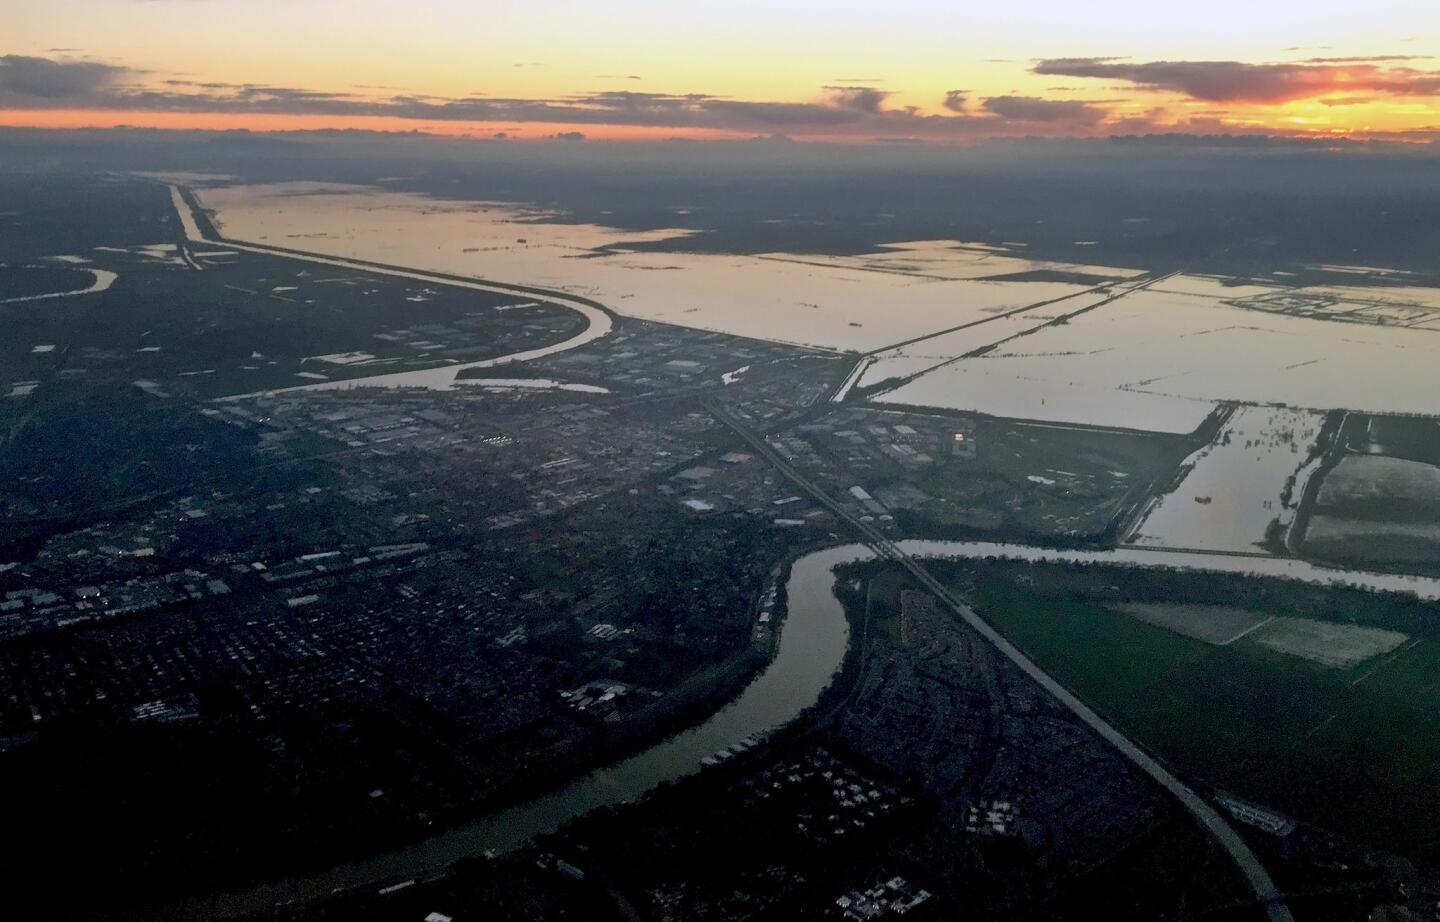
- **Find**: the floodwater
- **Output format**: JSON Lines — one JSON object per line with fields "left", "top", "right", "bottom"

{"left": 766, "top": 240, "right": 1142, "bottom": 283}
{"left": 878, "top": 357, "right": 1219, "bottom": 433}
{"left": 859, "top": 290, "right": 1121, "bottom": 389}
{"left": 168, "top": 185, "right": 205, "bottom": 242}
{"left": 881, "top": 285, "right": 1440, "bottom": 430}
{"left": 198, "top": 183, "right": 1137, "bottom": 353}
{"left": 0, "top": 268, "right": 117, "bottom": 304}
{"left": 196, "top": 182, "right": 1440, "bottom": 434}
{"left": 1129, "top": 406, "right": 1328, "bottom": 554}
{"left": 194, "top": 182, "right": 1440, "bottom": 432}
{"left": 199, "top": 241, "right": 615, "bottom": 401}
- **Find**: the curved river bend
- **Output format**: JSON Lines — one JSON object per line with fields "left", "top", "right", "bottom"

{"left": 168, "top": 545, "right": 870, "bottom": 920}
{"left": 163, "top": 539, "right": 1440, "bottom": 920}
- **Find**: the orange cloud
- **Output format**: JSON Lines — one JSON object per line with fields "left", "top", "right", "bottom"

{"left": 1033, "top": 58, "right": 1440, "bottom": 104}
{"left": 2, "top": 52, "right": 1438, "bottom": 143}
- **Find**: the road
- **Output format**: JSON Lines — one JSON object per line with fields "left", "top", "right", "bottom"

{"left": 851, "top": 271, "right": 1181, "bottom": 403}
{"left": 170, "top": 176, "right": 1291, "bottom": 916}
{"left": 704, "top": 397, "right": 1296, "bottom": 922}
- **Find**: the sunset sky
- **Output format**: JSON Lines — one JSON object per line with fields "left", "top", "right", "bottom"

{"left": 5, "top": 0, "right": 1440, "bottom": 142}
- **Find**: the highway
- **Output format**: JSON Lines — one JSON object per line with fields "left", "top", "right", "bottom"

{"left": 704, "top": 397, "right": 1297, "bottom": 922}
{"left": 171, "top": 176, "right": 1293, "bottom": 917}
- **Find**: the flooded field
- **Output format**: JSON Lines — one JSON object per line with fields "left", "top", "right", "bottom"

{"left": 755, "top": 241, "right": 1140, "bottom": 284}
{"left": 198, "top": 182, "right": 1440, "bottom": 446}
{"left": 879, "top": 283, "right": 1440, "bottom": 430}
{"left": 878, "top": 356, "right": 1220, "bottom": 433}
{"left": 0, "top": 267, "right": 117, "bottom": 304}
{"left": 857, "top": 288, "right": 1124, "bottom": 390}
{"left": 1227, "top": 283, "right": 1440, "bottom": 330}
{"left": 1128, "top": 406, "right": 1328, "bottom": 554}
{"left": 197, "top": 183, "right": 1139, "bottom": 353}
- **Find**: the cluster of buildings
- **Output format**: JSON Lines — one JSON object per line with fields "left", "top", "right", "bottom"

{"left": 0, "top": 571, "right": 230, "bottom": 642}
{"left": 560, "top": 678, "right": 658, "bottom": 722}
{"left": 742, "top": 748, "right": 911, "bottom": 844}
{"left": 834, "top": 876, "right": 932, "bottom": 919}
{"left": 964, "top": 799, "right": 1020, "bottom": 836}
{"left": 530, "top": 320, "right": 837, "bottom": 423}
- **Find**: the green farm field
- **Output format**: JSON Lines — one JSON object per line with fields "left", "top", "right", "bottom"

{"left": 860, "top": 558, "right": 1440, "bottom": 864}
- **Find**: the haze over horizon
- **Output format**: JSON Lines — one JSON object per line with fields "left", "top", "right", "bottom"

{"left": 7, "top": 6, "right": 1440, "bottom": 922}
{"left": 5, "top": 0, "right": 1440, "bottom": 143}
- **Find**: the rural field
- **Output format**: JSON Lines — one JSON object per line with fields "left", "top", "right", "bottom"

{"left": 879, "top": 557, "right": 1440, "bottom": 866}
{"left": 1299, "top": 418, "right": 1440, "bottom": 574}
{"left": 1, "top": 236, "right": 589, "bottom": 402}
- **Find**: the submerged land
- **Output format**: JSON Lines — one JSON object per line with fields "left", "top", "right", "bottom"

{"left": 3, "top": 139, "right": 1440, "bottom": 921}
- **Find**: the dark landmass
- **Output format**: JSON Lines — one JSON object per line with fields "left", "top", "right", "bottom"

{"left": 3, "top": 163, "right": 1439, "bottom": 922}
{"left": 5, "top": 130, "right": 1440, "bottom": 282}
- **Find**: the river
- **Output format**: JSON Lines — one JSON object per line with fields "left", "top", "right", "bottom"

{"left": 160, "top": 544, "right": 869, "bottom": 920}
{"left": 165, "top": 185, "right": 617, "bottom": 403}
{"left": 155, "top": 538, "right": 1440, "bottom": 919}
